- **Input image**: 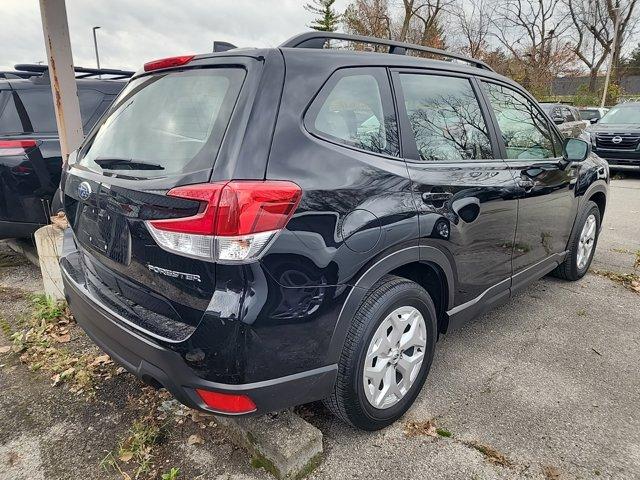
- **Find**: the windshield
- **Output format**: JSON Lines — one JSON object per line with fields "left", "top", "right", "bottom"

{"left": 599, "top": 105, "right": 640, "bottom": 125}
{"left": 79, "top": 68, "right": 245, "bottom": 177}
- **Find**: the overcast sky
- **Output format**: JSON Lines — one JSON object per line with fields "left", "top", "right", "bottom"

{"left": 0, "top": 0, "right": 351, "bottom": 71}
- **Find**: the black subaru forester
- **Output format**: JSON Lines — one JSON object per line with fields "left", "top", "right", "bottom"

{"left": 60, "top": 32, "right": 609, "bottom": 430}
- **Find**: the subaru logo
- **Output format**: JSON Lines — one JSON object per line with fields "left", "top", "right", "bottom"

{"left": 77, "top": 181, "right": 92, "bottom": 201}
{"left": 612, "top": 136, "right": 623, "bottom": 144}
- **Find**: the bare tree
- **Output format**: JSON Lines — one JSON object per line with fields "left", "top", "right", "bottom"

{"left": 452, "top": 0, "right": 494, "bottom": 58}
{"left": 605, "top": 0, "right": 639, "bottom": 85}
{"left": 492, "top": 0, "right": 574, "bottom": 94}
{"left": 343, "top": 0, "right": 392, "bottom": 39}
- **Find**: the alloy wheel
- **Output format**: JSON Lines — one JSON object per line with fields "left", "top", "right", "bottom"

{"left": 362, "top": 306, "right": 427, "bottom": 409}
{"left": 577, "top": 213, "right": 597, "bottom": 270}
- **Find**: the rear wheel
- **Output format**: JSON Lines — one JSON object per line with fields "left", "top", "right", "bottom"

{"left": 552, "top": 201, "right": 601, "bottom": 281}
{"left": 324, "top": 275, "right": 437, "bottom": 430}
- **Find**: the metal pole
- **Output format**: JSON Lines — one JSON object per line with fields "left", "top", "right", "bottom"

{"left": 39, "top": 0, "right": 84, "bottom": 162}
{"left": 601, "top": 7, "right": 620, "bottom": 108}
{"left": 92, "top": 26, "right": 101, "bottom": 78}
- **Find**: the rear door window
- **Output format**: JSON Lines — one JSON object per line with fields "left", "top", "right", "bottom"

{"left": 306, "top": 68, "right": 399, "bottom": 156}
{"left": 79, "top": 68, "right": 245, "bottom": 177}
{"left": 399, "top": 73, "right": 493, "bottom": 161}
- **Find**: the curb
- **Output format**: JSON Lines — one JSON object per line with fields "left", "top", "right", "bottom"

{"left": 216, "top": 410, "right": 323, "bottom": 479}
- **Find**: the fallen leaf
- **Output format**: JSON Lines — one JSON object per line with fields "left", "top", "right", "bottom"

{"left": 52, "top": 332, "right": 71, "bottom": 343}
{"left": 187, "top": 434, "right": 204, "bottom": 445}
{"left": 119, "top": 451, "right": 134, "bottom": 462}
{"left": 404, "top": 419, "right": 438, "bottom": 437}
{"left": 0, "top": 346, "right": 10, "bottom": 354}
{"left": 51, "top": 373, "right": 61, "bottom": 386}
{"left": 89, "top": 354, "right": 112, "bottom": 368}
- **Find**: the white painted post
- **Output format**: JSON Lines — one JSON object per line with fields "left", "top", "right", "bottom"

{"left": 36, "top": 0, "right": 83, "bottom": 299}
{"left": 39, "top": 0, "right": 84, "bottom": 161}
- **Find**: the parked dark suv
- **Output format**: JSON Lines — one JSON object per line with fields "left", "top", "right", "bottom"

{"left": 586, "top": 102, "right": 640, "bottom": 167}
{"left": 60, "top": 32, "right": 609, "bottom": 430}
{"left": 0, "top": 64, "right": 131, "bottom": 238}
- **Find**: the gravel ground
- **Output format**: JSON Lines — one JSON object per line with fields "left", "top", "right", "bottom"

{"left": 0, "top": 172, "right": 638, "bottom": 480}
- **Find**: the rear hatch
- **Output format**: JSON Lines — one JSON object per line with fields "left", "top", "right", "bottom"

{"left": 64, "top": 64, "right": 249, "bottom": 342}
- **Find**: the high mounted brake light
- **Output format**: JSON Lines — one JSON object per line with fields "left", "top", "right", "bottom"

{"left": 0, "top": 139, "right": 37, "bottom": 157}
{"left": 143, "top": 55, "right": 195, "bottom": 72}
{"left": 146, "top": 181, "right": 302, "bottom": 263}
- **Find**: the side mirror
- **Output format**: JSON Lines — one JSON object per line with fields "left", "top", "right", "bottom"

{"left": 563, "top": 138, "right": 590, "bottom": 162}
{"left": 590, "top": 118, "right": 598, "bottom": 124}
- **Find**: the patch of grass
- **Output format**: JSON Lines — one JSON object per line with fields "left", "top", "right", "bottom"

{"left": 161, "top": 468, "right": 180, "bottom": 480}
{"left": 102, "top": 416, "right": 166, "bottom": 479}
{"left": 10, "top": 295, "right": 119, "bottom": 395}
{"left": 591, "top": 269, "right": 640, "bottom": 294}
{"left": 436, "top": 427, "right": 452, "bottom": 438}
{"left": 466, "top": 441, "right": 510, "bottom": 467}
{"left": 31, "top": 294, "right": 66, "bottom": 321}
{"left": 251, "top": 452, "right": 280, "bottom": 479}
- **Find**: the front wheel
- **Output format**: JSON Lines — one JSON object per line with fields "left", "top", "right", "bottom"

{"left": 324, "top": 275, "right": 437, "bottom": 430}
{"left": 552, "top": 200, "right": 601, "bottom": 281}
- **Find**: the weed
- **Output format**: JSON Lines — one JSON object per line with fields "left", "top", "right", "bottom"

{"left": 161, "top": 468, "right": 180, "bottom": 480}
{"left": 31, "top": 294, "right": 66, "bottom": 321}
{"left": 591, "top": 269, "right": 640, "bottom": 294}
{"left": 117, "top": 419, "right": 162, "bottom": 476}
{"left": 436, "top": 427, "right": 452, "bottom": 438}
{"left": 466, "top": 441, "right": 510, "bottom": 467}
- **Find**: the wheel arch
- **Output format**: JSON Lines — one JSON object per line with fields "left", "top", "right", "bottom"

{"left": 326, "top": 245, "right": 455, "bottom": 364}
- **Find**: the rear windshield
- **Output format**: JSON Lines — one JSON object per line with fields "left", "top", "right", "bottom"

{"left": 580, "top": 109, "right": 599, "bottom": 120}
{"left": 79, "top": 68, "right": 245, "bottom": 177}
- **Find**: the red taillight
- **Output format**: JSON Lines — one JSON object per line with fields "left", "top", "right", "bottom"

{"left": 195, "top": 389, "right": 257, "bottom": 414}
{"left": 146, "top": 180, "right": 302, "bottom": 262}
{"left": 0, "top": 139, "right": 37, "bottom": 157}
{"left": 143, "top": 55, "right": 195, "bottom": 72}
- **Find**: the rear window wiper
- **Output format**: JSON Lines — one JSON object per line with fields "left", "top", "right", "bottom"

{"left": 95, "top": 157, "right": 165, "bottom": 170}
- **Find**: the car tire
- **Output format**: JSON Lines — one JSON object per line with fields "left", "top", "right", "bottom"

{"left": 552, "top": 200, "right": 601, "bottom": 281}
{"left": 323, "top": 275, "right": 437, "bottom": 430}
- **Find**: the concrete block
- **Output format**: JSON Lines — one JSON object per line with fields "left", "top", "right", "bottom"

{"left": 34, "top": 224, "right": 65, "bottom": 300}
{"left": 216, "top": 411, "right": 323, "bottom": 479}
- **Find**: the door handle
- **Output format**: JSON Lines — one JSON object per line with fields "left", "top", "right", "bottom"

{"left": 421, "top": 192, "right": 452, "bottom": 203}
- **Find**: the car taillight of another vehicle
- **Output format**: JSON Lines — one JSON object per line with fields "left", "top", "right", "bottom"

{"left": 0, "top": 139, "right": 37, "bottom": 157}
{"left": 146, "top": 181, "right": 302, "bottom": 263}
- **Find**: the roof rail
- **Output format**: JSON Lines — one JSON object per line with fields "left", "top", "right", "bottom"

{"left": 280, "top": 32, "right": 494, "bottom": 72}
{"left": 13, "top": 64, "right": 135, "bottom": 80}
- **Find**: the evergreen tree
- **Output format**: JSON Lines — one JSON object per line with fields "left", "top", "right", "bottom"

{"left": 305, "top": 0, "right": 341, "bottom": 32}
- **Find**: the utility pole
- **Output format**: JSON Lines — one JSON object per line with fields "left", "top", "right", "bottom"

{"left": 92, "top": 26, "right": 101, "bottom": 78}
{"left": 601, "top": 5, "right": 621, "bottom": 108}
{"left": 39, "top": 0, "right": 83, "bottom": 161}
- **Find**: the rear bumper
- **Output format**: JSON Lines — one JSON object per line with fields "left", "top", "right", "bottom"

{"left": 61, "top": 257, "right": 337, "bottom": 415}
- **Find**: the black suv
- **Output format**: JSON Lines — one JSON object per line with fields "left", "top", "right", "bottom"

{"left": 0, "top": 64, "right": 131, "bottom": 239}
{"left": 60, "top": 33, "right": 609, "bottom": 430}
{"left": 586, "top": 102, "right": 640, "bottom": 167}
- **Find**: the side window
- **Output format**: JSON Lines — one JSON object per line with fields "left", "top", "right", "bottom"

{"left": 0, "top": 92, "right": 24, "bottom": 134}
{"left": 399, "top": 74, "right": 493, "bottom": 161}
{"left": 78, "top": 89, "right": 105, "bottom": 130}
{"left": 483, "top": 82, "right": 557, "bottom": 160}
{"left": 307, "top": 69, "right": 399, "bottom": 156}
{"left": 562, "top": 107, "right": 575, "bottom": 122}
{"left": 17, "top": 90, "right": 57, "bottom": 133}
